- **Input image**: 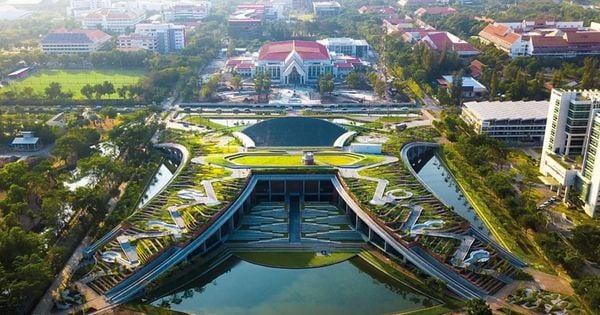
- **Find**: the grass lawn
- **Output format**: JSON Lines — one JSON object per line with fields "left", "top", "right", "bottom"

{"left": 233, "top": 251, "right": 356, "bottom": 268}
{"left": 226, "top": 152, "right": 382, "bottom": 167}
{"left": 7, "top": 69, "right": 145, "bottom": 99}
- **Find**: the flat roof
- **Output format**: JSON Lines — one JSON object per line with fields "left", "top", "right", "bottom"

{"left": 11, "top": 137, "right": 39, "bottom": 145}
{"left": 463, "top": 100, "right": 549, "bottom": 121}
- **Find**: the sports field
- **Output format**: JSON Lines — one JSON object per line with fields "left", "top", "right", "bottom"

{"left": 7, "top": 69, "right": 145, "bottom": 99}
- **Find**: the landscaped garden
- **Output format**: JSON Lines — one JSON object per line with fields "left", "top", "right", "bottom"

{"left": 206, "top": 151, "right": 384, "bottom": 167}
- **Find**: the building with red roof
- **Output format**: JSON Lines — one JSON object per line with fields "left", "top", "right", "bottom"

{"left": 41, "top": 28, "right": 112, "bottom": 54}
{"left": 480, "top": 21, "right": 600, "bottom": 57}
{"left": 414, "top": 6, "right": 456, "bottom": 17}
{"left": 420, "top": 31, "right": 479, "bottom": 57}
{"left": 225, "top": 40, "right": 365, "bottom": 85}
{"left": 83, "top": 8, "right": 145, "bottom": 34}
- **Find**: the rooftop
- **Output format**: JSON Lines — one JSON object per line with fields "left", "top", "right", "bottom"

{"left": 463, "top": 100, "right": 549, "bottom": 121}
{"left": 312, "top": 1, "right": 341, "bottom": 8}
{"left": 258, "top": 40, "right": 330, "bottom": 61}
{"left": 440, "top": 75, "right": 487, "bottom": 90}
{"left": 84, "top": 8, "right": 143, "bottom": 20}
{"left": 42, "top": 28, "right": 112, "bottom": 44}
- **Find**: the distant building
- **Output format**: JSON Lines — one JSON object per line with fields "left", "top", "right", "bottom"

{"left": 469, "top": 60, "right": 485, "bottom": 78}
{"left": 162, "top": 1, "right": 211, "bottom": 21}
{"left": 10, "top": 131, "right": 41, "bottom": 152}
{"left": 68, "top": 0, "right": 111, "bottom": 17}
{"left": 397, "top": 0, "right": 448, "bottom": 7}
{"left": 461, "top": 100, "right": 548, "bottom": 142}
{"left": 117, "top": 33, "right": 158, "bottom": 52}
{"left": 312, "top": 1, "right": 341, "bottom": 18}
{"left": 382, "top": 16, "right": 415, "bottom": 34}
{"left": 539, "top": 89, "right": 600, "bottom": 217}
{"left": 127, "top": 23, "right": 186, "bottom": 53}
{"left": 420, "top": 31, "right": 479, "bottom": 57}
{"left": 41, "top": 28, "right": 112, "bottom": 54}
{"left": 46, "top": 113, "right": 67, "bottom": 128}
{"left": 414, "top": 6, "right": 456, "bottom": 17}
{"left": 358, "top": 5, "right": 396, "bottom": 15}
{"left": 7, "top": 67, "right": 32, "bottom": 80}
{"left": 316, "top": 38, "right": 370, "bottom": 58}
{"left": 224, "top": 40, "right": 365, "bottom": 84}
{"left": 83, "top": 8, "right": 145, "bottom": 34}
{"left": 437, "top": 75, "right": 487, "bottom": 98}
{"left": 228, "top": 4, "right": 276, "bottom": 38}
{"left": 479, "top": 20, "right": 600, "bottom": 58}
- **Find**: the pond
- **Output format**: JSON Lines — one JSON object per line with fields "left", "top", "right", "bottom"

{"left": 139, "top": 164, "right": 174, "bottom": 208}
{"left": 141, "top": 255, "right": 438, "bottom": 315}
{"left": 413, "top": 150, "right": 489, "bottom": 233}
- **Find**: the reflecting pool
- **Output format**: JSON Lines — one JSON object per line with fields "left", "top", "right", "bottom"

{"left": 143, "top": 256, "right": 438, "bottom": 315}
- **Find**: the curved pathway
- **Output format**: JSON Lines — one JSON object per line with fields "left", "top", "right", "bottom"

{"left": 338, "top": 155, "right": 399, "bottom": 205}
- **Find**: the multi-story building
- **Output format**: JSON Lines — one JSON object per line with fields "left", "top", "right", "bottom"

{"left": 224, "top": 40, "right": 365, "bottom": 84}
{"left": 312, "top": 1, "right": 341, "bottom": 18}
{"left": 228, "top": 4, "right": 276, "bottom": 38}
{"left": 162, "top": 1, "right": 211, "bottom": 21}
{"left": 116, "top": 33, "right": 157, "bottom": 51}
{"left": 41, "top": 28, "right": 112, "bottom": 54}
{"left": 540, "top": 89, "right": 600, "bottom": 217}
{"left": 68, "top": 0, "right": 111, "bottom": 17}
{"left": 132, "top": 23, "right": 186, "bottom": 53}
{"left": 316, "top": 38, "right": 370, "bottom": 58}
{"left": 461, "top": 100, "right": 548, "bottom": 142}
{"left": 83, "top": 8, "right": 146, "bottom": 34}
{"left": 420, "top": 31, "right": 479, "bottom": 57}
{"left": 479, "top": 20, "right": 600, "bottom": 58}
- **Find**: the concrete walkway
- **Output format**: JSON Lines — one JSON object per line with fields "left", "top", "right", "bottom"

{"left": 338, "top": 155, "right": 399, "bottom": 205}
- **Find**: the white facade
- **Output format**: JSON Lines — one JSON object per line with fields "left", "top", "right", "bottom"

{"left": 134, "top": 23, "right": 186, "bottom": 53}
{"left": 540, "top": 89, "right": 600, "bottom": 217}
{"left": 68, "top": 0, "right": 111, "bottom": 17}
{"left": 117, "top": 33, "right": 158, "bottom": 51}
{"left": 162, "top": 1, "right": 211, "bottom": 21}
{"left": 83, "top": 8, "right": 146, "bottom": 34}
{"left": 41, "top": 29, "right": 112, "bottom": 54}
{"left": 316, "top": 38, "right": 370, "bottom": 58}
{"left": 462, "top": 100, "right": 548, "bottom": 142}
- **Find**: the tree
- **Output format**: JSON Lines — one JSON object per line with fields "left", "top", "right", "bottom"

{"left": 374, "top": 78, "right": 386, "bottom": 99}
{"left": 573, "top": 277, "right": 600, "bottom": 312}
{"left": 102, "top": 81, "right": 115, "bottom": 98}
{"left": 581, "top": 57, "right": 598, "bottom": 89}
{"left": 552, "top": 69, "right": 562, "bottom": 88}
{"left": 100, "top": 106, "right": 118, "bottom": 119}
{"left": 346, "top": 71, "right": 361, "bottom": 89}
{"left": 44, "top": 82, "right": 64, "bottom": 100}
{"left": 465, "top": 298, "right": 492, "bottom": 315}
{"left": 449, "top": 70, "right": 464, "bottom": 106}
{"left": 319, "top": 73, "right": 335, "bottom": 95}
{"left": 231, "top": 75, "right": 242, "bottom": 91}
{"left": 489, "top": 71, "right": 499, "bottom": 100}
{"left": 572, "top": 224, "right": 600, "bottom": 262}
{"left": 81, "top": 84, "right": 94, "bottom": 100}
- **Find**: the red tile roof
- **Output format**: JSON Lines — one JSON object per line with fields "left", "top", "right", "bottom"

{"left": 414, "top": 6, "right": 456, "bottom": 16}
{"left": 44, "top": 28, "right": 111, "bottom": 44}
{"left": 258, "top": 40, "right": 330, "bottom": 61}
{"left": 84, "top": 8, "right": 142, "bottom": 20}
{"left": 424, "top": 32, "right": 478, "bottom": 53}
{"left": 479, "top": 24, "right": 522, "bottom": 46}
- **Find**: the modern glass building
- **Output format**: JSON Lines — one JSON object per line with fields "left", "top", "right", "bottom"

{"left": 540, "top": 89, "right": 600, "bottom": 217}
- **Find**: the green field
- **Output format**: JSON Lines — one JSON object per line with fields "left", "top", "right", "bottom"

{"left": 7, "top": 69, "right": 145, "bottom": 99}
{"left": 224, "top": 152, "right": 383, "bottom": 167}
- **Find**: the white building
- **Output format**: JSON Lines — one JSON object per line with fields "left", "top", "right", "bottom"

{"left": 162, "top": 1, "right": 211, "bottom": 21}
{"left": 134, "top": 23, "right": 186, "bottom": 53}
{"left": 117, "top": 33, "right": 157, "bottom": 51}
{"left": 349, "top": 143, "right": 382, "bottom": 154}
{"left": 316, "top": 38, "right": 370, "bottom": 58}
{"left": 461, "top": 100, "right": 548, "bottom": 142}
{"left": 41, "top": 28, "right": 112, "bottom": 54}
{"left": 312, "top": 1, "right": 341, "bottom": 17}
{"left": 437, "top": 75, "right": 487, "bottom": 98}
{"left": 68, "top": 0, "right": 111, "bottom": 17}
{"left": 225, "top": 40, "right": 365, "bottom": 84}
{"left": 539, "top": 89, "right": 600, "bottom": 217}
{"left": 83, "top": 8, "right": 146, "bottom": 34}
{"left": 10, "top": 131, "right": 40, "bottom": 152}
